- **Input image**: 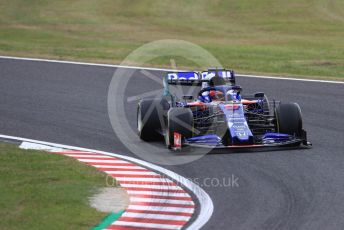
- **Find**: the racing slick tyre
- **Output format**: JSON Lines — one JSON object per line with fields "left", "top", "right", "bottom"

{"left": 275, "top": 103, "right": 303, "bottom": 137}
{"left": 137, "top": 98, "right": 169, "bottom": 141}
{"left": 165, "top": 108, "right": 193, "bottom": 149}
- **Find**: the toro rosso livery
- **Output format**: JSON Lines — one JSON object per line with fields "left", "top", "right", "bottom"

{"left": 137, "top": 69, "right": 311, "bottom": 150}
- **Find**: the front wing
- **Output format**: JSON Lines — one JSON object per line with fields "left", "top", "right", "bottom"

{"left": 181, "top": 133, "right": 311, "bottom": 149}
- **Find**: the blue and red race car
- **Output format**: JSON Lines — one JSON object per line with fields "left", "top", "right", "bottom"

{"left": 137, "top": 69, "right": 311, "bottom": 150}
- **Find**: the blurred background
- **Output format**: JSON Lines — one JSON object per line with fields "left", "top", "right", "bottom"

{"left": 0, "top": 0, "right": 343, "bottom": 79}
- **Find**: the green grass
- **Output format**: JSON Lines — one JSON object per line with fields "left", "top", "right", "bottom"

{"left": 0, "top": 143, "right": 111, "bottom": 230}
{"left": 0, "top": 0, "right": 343, "bottom": 80}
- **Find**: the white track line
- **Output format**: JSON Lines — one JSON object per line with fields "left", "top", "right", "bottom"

{"left": 0, "top": 55, "right": 342, "bottom": 84}
{"left": 0, "top": 133, "right": 211, "bottom": 229}
{"left": 0, "top": 55, "right": 179, "bottom": 72}
{"left": 237, "top": 73, "right": 343, "bottom": 84}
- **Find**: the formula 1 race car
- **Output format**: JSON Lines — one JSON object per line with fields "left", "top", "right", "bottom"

{"left": 137, "top": 69, "right": 311, "bottom": 150}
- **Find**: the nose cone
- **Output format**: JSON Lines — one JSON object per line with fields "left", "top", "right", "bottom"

{"left": 220, "top": 103, "right": 254, "bottom": 145}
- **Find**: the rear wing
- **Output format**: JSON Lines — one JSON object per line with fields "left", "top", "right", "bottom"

{"left": 166, "top": 71, "right": 201, "bottom": 85}
{"left": 166, "top": 69, "right": 235, "bottom": 86}
{"left": 201, "top": 69, "right": 235, "bottom": 84}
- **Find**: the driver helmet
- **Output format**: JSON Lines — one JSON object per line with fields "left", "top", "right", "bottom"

{"left": 209, "top": 90, "right": 224, "bottom": 101}
{"left": 227, "top": 89, "right": 241, "bottom": 101}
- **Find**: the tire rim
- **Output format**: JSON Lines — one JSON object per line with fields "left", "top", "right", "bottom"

{"left": 165, "top": 123, "right": 171, "bottom": 147}
{"left": 137, "top": 109, "right": 142, "bottom": 133}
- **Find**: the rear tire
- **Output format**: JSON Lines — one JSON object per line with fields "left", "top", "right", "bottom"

{"left": 165, "top": 108, "right": 193, "bottom": 149}
{"left": 137, "top": 98, "right": 169, "bottom": 141}
{"left": 275, "top": 103, "right": 302, "bottom": 137}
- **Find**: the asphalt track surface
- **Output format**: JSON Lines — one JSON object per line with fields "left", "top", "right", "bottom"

{"left": 1, "top": 58, "right": 344, "bottom": 230}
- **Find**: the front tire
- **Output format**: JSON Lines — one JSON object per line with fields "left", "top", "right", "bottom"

{"left": 137, "top": 98, "right": 169, "bottom": 141}
{"left": 165, "top": 108, "right": 193, "bottom": 149}
{"left": 275, "top": 103, "right": 303, "bottom": 137}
